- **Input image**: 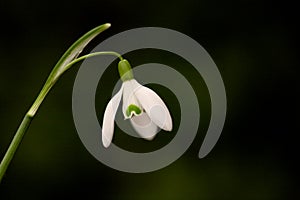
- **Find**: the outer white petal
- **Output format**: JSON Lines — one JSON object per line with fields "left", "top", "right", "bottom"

{"left": 130, "top": 112, "right": 160, "bottom": 140}
{"left": 102, "top": 85, "right": 123, "bottom": 148}
{"left": 122, "top": 79, "right": 142, "bottom": 119}
{"left": 135, "top": 84, "right": 173, "bottom": 131}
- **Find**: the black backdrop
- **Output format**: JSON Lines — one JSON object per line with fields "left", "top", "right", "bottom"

{"left": 0, "top": 0, "right": 298, "bottom": 199}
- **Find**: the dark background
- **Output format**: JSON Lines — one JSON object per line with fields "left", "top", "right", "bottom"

{"left": 0, "top": 0, "right": 298, "bottom": 199}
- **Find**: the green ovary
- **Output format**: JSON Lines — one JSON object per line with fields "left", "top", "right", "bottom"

{"left": 126, "top": 104, "right": 142, "bottom": 117}
{"left": 118, "top": 59, "right": 134, "bottom": 82}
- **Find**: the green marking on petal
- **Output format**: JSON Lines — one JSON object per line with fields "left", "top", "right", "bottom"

{"left": 126, "top": 104, "right": 142, "bottom": 117}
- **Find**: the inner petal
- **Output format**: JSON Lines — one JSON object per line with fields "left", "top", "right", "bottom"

{"left": 122, "top": 80, "right": 142, "bottom": 119}
{"left": 130, "top": 112, "right": 159, "bottom": 140}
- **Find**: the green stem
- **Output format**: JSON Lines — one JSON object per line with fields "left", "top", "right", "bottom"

{"left": 0, "top": 115, "right": 32, "bottom": 182}
{"left": 64, "top": 51, "right": 123, "bottom": 72}
{"left": 0, "top": 51, "right": 122, "bottom": 182}
{"left": 28, "top": 51, "right": 123, "bottom": 117}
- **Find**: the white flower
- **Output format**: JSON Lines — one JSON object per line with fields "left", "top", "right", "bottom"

{"left": 101, "top": 59, "right": 172, "bottom": 148}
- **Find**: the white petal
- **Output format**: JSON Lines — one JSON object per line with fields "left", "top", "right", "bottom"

{"left": 130, "top": 112, "right": 159, "bottom": 140}
{"left": 122, "top": 79, "right": 142, "bottom": 119}
{"left": 102, "top": 85, "right": 123, "bottom": 148}
{"left": 135, "top": 85, "right": 173, "bottom": 131}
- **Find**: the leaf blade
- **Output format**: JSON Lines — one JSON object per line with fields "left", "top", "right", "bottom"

{"left": 51, "top": 23, "right": 111, "bottom": 80}
{"left": 27, "top": 23, "right": 111, "bottom": 116}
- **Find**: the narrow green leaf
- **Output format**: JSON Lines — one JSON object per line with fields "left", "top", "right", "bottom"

{"left": 50, "top": 23, "right": 111, "bottom": 82}
{"left": 28, "top": 23, "right": 111, "bottom": 116}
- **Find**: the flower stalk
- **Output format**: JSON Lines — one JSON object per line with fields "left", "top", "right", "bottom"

{"left": 0, "top": 23, "right": 122, "bottom": 182}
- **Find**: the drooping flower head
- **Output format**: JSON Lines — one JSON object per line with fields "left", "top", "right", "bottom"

{"left": 102, "top": 59, "right": 172, "bottom": 147}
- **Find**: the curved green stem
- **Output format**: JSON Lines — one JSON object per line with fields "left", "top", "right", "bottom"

{"left": 0, "top": 115, "right": 32, "bottom": 181}
{"left": 64, "top": 51, "right": 123, "bottom": 72}
{"left": 27, "top": 51, "right": 123, "bottom": 117}
{"left": 0, "top": 51, "right": 122, "bottom": 183}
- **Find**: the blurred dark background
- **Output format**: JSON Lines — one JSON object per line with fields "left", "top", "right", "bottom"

{"left": 0, "top": 0, "right": 298, "bottom": 199}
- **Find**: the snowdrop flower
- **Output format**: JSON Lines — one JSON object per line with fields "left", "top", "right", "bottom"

{"left": 102, "top": 59, "right": 172, "bottom": 148}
